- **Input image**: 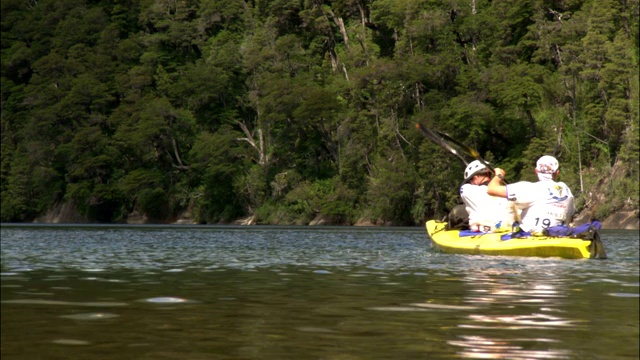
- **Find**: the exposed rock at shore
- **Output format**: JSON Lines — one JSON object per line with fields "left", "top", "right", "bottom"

{"left": 600, "top": 209, "right": 639, "bottom": 230}
{"left": 232, "top": 216, "right": 256, "bottom": 225}
{"left": 33, "top": 202, "right": 87, "bottom": 224}
{"left": 126, "top": 210, "right": 147, "bottom": 224}
{"left": 32, "top": 201, "right": 639, "bottom": 229}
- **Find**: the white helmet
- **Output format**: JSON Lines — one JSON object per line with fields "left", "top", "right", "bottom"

{"left": 464, "top": 160, "right": 489, "bottom": 180}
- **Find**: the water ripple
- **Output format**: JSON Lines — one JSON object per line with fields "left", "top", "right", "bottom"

{"left": 141, "top": 296, "right": 194, "bottom": 304}
{"left": 1, "top": 226, "right": 637, "bottom": 280}
{"left": 51, "top": 339, "right": 90, "bottom": 346}
{"left": 1, "top": 299, "right": 127, "bottom": 307}
{"left": 462, "top": 313, "right": 585, "bottom": 330}
{"left": 60, "top": 312, "right": 120, "bottom": 320}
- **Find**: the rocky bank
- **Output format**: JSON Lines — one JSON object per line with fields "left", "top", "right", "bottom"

{"left": 34, "top": 201, "right": 639, "bottom": 229}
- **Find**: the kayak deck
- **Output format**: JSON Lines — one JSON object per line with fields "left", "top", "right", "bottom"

{"left": 426, "top": 220, "right": 593, "bottom": 259}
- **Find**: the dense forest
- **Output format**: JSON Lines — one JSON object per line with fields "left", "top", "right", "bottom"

{"left": 1, "top": 0, "right": 638, "bottom": 225}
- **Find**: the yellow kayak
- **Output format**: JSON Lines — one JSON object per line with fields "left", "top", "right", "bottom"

{"left": 426, "top": 220, "right": 603, "bottom": 259}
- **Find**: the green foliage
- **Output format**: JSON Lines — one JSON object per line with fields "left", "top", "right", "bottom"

{"left": 1, "top": 0, "right": 638, "bottom": 225}
{"left": 254, "top": 176, "right": 358, "bottom": 225}
{"left": 188, "top": 125, "right": 246, "bottom": 222}
{"left": 413, "top": 140, "right": 462, "bottom": 221}
{"left": 252, "top": 201, "right": 281, "bottom": 224}
{"left": 366, "top": 153, "right": 418, "bottom": 225}
{"left": 306, "top": 178, "right": 358, "bottom": 224}
{"left": 119, "top": 169, "right": 165, "bottom": 197}
{"left": 86, "top": 183, "right": 126, "bottom": 223}
{"left": 519, "top": 137, "right": 555, "bottom": 182}
{"left": 138, "top": 188, "right": 169, "bottom": 221}
{"left": 257, "top": 175, "right": 315, "bottom": 225}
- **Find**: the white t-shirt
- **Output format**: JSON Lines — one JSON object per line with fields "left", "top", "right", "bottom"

{"left": 505, "top": 180, "right": 575, "bottom": 232}
{"left": 460, "top": 184, "right": 517, "bottom": 232}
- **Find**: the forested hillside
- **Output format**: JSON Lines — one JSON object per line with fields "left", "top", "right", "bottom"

{"left": 1, "top": 0, "right": 638, "bottom": 225}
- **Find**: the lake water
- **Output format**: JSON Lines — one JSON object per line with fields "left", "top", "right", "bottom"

{"left": 1, "top": 224, "right": 638, "bottom": 360}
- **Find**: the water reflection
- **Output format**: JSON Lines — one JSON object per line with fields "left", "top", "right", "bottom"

{"left": 462, "top": 313, "right": 583, "bottom": 330}
{"left": 451, "top": 266, "right": 582, "bottom": 359}
{"left": 449, "top": 335, "right": 571, "bottom": 359}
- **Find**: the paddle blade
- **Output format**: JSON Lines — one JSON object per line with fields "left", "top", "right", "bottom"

{"left": 415, "top": 123, "right": 469, "bottom": 165}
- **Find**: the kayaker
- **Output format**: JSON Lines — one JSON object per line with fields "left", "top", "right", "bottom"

{"left": 487, "top": 155, "right": 575, "bottom": 234}
{"left": 460, "top": 160, "right": 517, "bottom": 232}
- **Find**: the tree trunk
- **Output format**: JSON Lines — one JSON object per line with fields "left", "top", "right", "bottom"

{"left": 237, "top": 120, "right": 269, "bottom": 166}
{"left": 323, "top": 7, "right": 350, "bottom": 54}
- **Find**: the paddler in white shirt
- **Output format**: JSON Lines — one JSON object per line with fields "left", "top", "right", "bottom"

{"left": 487, "top": 155, "right": 575, "bottom": 234}
{"left": 460, "top": 160, "right": 517, "bottom": 232}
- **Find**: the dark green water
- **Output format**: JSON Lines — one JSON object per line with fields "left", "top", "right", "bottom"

{"left": 1, "top": 224, "right": 638, "bottom": 359}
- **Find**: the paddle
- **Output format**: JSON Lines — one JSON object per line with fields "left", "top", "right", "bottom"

{"left": 415, "top": 124, "right": 498, "bottom": 175}
{"left": 433, "top": 129, "right": 498, "bottom": 177}
{"left": 589, "top": 227, "right": 608, "bottom": 259}
{"left": 415, "top": 123, "right": 509, "bottom": 184}
{"left": 414, "top": 124, "right": 469, "bottom": 165}
{"left": 424, "top": 126, "right": 510, "bottom": 183}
